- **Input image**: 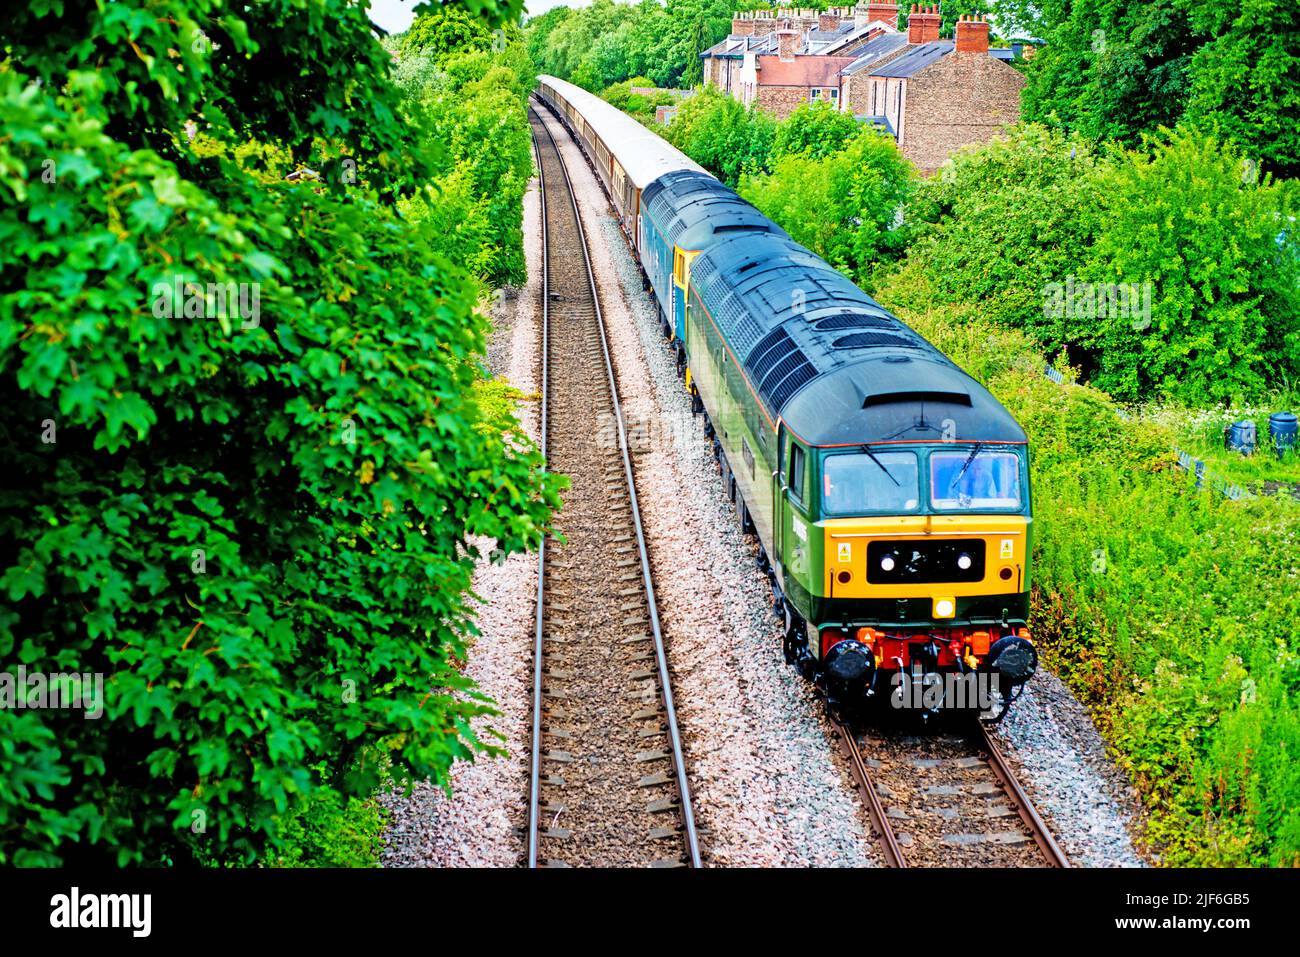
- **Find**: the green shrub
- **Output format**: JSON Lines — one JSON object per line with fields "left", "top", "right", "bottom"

{"left": 398, "top": 20, "right": 536, "bottom": 287}
{"left": 1020, "top": 0, "right": 1300, "bottom": 178}
{"left": 0, "top": 0, "right": 557, "bottom": 866}
{"left": 270, "top": 759, "right": 390, "bottom": 868}
{"left": 740, "top": 131, "right": 917, "bottom": 284}
{"left": 907, "top": 124, "right": 1105, "bottom": 341}
{"left": 908, "top": 124, "right": 1299, "bottom": 403}
{"left": 1079, "top": 130, "right": 1299, "bottom": 402}
{"left": 769, "top": 100, "right": 865, "bottom": 161}
{"left": 664, "top": 87, "right": 778, "bottom": 187}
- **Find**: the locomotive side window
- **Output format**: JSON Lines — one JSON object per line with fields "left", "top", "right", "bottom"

{"left": 788, "top": 444, "right": 806, "bottom": 502}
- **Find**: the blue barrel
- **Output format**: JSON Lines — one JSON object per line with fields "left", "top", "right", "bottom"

{"left": 1270, "top": 411, "right": 1298, "bottom": 457}
{"left": 1225, "top": 420, "right": 1257, "bottom": 455}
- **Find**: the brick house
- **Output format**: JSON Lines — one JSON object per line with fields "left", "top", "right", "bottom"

{"left": 734, "top": 21, "right": 859, "bottom": 117}
{"left": 702, "top": 4, "right": 902, "bottom": 117}
{"left": 849, "top": 6, "right": 1025, "bottom": 174}
{"left": 700, "top": 3, "right": 1025, "bottom": 171}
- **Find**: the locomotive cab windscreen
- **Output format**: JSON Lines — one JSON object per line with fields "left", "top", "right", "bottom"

{"left": 816, "top": 445, "right": 1027, "bottom": 518}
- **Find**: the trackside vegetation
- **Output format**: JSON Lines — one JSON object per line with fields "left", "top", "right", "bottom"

{"left": 527, "top": 0, "right": 749, "bottom": 91}
{"left": 0, "top": 0, "right": 558, "bottom": 867}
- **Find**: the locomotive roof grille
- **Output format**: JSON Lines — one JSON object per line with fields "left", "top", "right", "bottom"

{"left": 746, "top": 327, "right": 800, "bottom": 382}
{"left": 813, "top": 313, "right": 898, "bottom": 331}
{"left": 831, "top": 331, "right": 917, "bottom": 349}
{"left": 760, "top": 350, "right": 809, "bottom": 393}
{"left": 769, "top": 363, "right": 819, "bottom": 411}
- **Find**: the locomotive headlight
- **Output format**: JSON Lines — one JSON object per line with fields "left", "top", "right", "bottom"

{"left": 933, "top": 597, "right": 956, "bottom": 619}
{"left": 880, "top": 555, "right": 896, "bottom": 572}
{"left": 957, "top": 553, "right": 973, "bottom": 570}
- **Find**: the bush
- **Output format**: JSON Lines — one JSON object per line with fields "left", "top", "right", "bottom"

{"left": 769, "top": 100, "right": 865, "bottom": 161}
{"left": 398, "top": 22, "right": 535, "bottom": 287}
{"left": 0, "top": 0, "right": 557, "bottom": 866}
{"left": 1079, "top": 130, "right": 1300, "bottom": 402}
{"left": 663, "top": 88, "right": 778, "bottom": 187}
{"left": 907, "top": 125, "right": 1299, "bottom": 403}
{"left": 270, "top": 766, "right": 389, "bottom": 868}
{"left": 907, "top": 125, "right": 1105, "bottom": 342}
{"left": 740, "top": 131, "right": 917, "bottom": 284}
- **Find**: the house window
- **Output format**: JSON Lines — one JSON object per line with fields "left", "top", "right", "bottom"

{"left": 810, "top": 88, "right": 821, "bottom": 102}
{"left": 830, "top": 87, "right": 839, "bottom": 103}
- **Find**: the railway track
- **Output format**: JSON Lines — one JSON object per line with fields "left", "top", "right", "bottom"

{"left": 525, "top": 104, "right": 701, "bottom": 869}
{"left": 833, "top": 716, "right": 1069, "bottom": 867}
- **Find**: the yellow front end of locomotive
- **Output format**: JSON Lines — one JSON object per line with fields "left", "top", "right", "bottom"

{"left": 819, "top": 514, "right": 1029, "bottom": 602}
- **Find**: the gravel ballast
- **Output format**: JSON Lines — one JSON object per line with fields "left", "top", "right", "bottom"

{"left": 990, "top": 672, "right": 1150, "bottom": 866}
{"left": 379, "top": 173, "right": 543, "bottom": 869}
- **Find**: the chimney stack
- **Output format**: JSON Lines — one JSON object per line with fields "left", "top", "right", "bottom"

{"left": 955, "top": 14, "right": 989, "bottom": 53}
{"left": 752, "top": 12, "right": 776, "bottom": 35}
{"left": 733, "top": 13, "right": 755, "bottom": 36}
{"left": 867, "top": 2, "right": 899, "bottom": 29}
{"left": 777, "top": 19, "right": 800, "bottom": 61}
{"left": 907, "top": 4, "right": 941, "bottom": 44}
{"left": 819, "top": 11, "right": 841, "bottom": 31}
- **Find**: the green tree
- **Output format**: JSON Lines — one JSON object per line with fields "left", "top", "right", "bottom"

{"left": 770, "top": 101, "right": 865, "bottom": 161}
{"left": 399, "top": 10, "right": 535, "bottom": 285}
{"left": 905, "top": 124, "right": 1300, "bottom": 403}
{"left": 527, "top": 0, "right": 747, "bottom": 90}
{"left": 665, "top": 88, "right": 777, "bottom": 185}
{"left": 906, "top": 125, "right": 1108, "bottom": 349}
{"left": 1020, "top": 0, "right": 1300, "bottom": 177}
{"left": 1080, "top": 130, "right": 1299, "bottom": 401}
{"left": 1021, "top": 0, "right": 1199, "bottom": 147}
{"left": 740, "top": 131, "right": 917, "bottom": 283}
{"left": 0, "top": 0, "right": 558, "bottom": 866}
{"left": 1180, "top": 0, "right": 1300, "bottom": 179}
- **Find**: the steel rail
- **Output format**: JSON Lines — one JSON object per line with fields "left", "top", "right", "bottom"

{"left": 527, "top": 100, "right": 702, "bottom": 868}
{"left": 832, "top": 718, "right": 908, "bottom": 868}
{"left": 975, "top": 721, "right": 1070, "bottom": 868}
{"left": 525, "top": 119, "right": 551, "bottom": 870}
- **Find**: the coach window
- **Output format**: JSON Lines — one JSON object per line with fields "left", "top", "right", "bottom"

{"left": 788, "top": 443, "right": 806, "bottom": 503}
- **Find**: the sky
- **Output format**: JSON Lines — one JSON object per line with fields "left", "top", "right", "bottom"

{"left": 367, "top": 0, "right": 593, "bottom": 34}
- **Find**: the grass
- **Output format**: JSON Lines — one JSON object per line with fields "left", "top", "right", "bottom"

{"left": 1138, "top": 400, "right": 1300, "bottom": 489}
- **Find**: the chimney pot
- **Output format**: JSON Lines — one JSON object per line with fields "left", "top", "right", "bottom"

{"left": 955, "top": 14, "right": 989, "bottom": 53}
{"left": 907, "top": 2, "right": 941, "bottom": 44}
{"left": 777, "top": 20, "right": 800, "bottom": 60}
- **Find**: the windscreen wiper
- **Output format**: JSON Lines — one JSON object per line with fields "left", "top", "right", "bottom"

{"left": 860, "top": 445, "right": 900, "bottom": 487}
{"left": 949, "top": 443, "right": 984, "bottom": 491}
